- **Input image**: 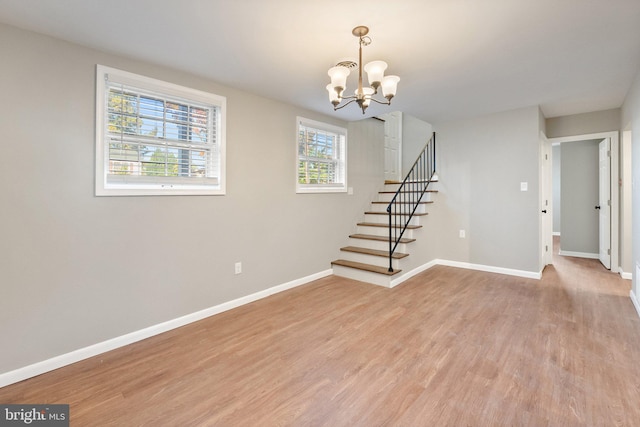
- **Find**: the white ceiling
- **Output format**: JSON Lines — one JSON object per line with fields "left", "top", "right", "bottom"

{"left": 1, "top": 0, "right": 640, "bottom": 123}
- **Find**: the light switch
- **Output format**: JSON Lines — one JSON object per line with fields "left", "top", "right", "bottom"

{"left": 520, "top": 182, "right": 528, "bottom": 192}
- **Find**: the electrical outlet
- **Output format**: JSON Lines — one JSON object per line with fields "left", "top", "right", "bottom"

{"left": 234, "top": 262, "right": 242, "bottom": 275}
{"left": 459, "top": 229, "right": 466, "bottom": 238}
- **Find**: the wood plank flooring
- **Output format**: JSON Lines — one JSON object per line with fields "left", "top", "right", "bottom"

{"left": 1, "top": 240, "right": 639, "bottom": 426}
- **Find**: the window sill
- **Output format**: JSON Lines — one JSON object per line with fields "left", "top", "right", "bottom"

{"left": 296, "top": 186, "right": 347, "bottom": 194}
{"left": 96, "top": 185, "right": 225, "bottom": 196}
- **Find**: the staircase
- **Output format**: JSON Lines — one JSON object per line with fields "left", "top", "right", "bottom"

{"left": 332, "top": 132, "right": 437, "bottom": 287}
{"left": 331, "top": 181, "right": 437, "bottom": 287}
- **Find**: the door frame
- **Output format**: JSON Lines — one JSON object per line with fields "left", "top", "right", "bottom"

{"left": 548, "top": 131, "right": 619, "bottom": 273}
{"left": 539, "top": 132, "right": 553, "bottom": 268}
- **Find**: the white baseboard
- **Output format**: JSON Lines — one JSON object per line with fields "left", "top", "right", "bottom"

{"left": 553, "top": 232, "right": 561, "bottom": 236}
{"left": 631, "top": 290, "right": 640, "bottom": 319}
{"left": 558, "top": 250, "right": 599, "bottom": 259}
{"left": 0, "top": 269, "right": 332, "bottom": 388}
{"left": 388, "top": 258, "right": 541, "bottom": 289}
{"left": 434, "top": 259, "right": 542, "bottom": 280}
{"left": 619, "top": 269, "right": 632, "bottom": 280}
{"left": 389, "top": 259, "right": 439, "bottom": 288}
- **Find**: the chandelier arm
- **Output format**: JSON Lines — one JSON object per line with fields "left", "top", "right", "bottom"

{"left": 367, "top": 97, "right": 392, "bottom": 106}
{"left": 333, "top": 98, "right": 358, "bottom": 111}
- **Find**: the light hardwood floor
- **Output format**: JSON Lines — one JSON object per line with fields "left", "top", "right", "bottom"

{"left": 2, "top": 240, "right": 639, "bottom": 426}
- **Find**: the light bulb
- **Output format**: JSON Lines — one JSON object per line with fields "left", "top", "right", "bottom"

{"left": 326, "top": 84, "right": 340, "bottom": 106}
{"left": 382, "top": 75, "right": 400, "bottom": 99}
{"left": 327, "top": 66, "right": 350, "bottom": 92}
{"left": 364, "top": 60, "right": 388, "bottom": 89}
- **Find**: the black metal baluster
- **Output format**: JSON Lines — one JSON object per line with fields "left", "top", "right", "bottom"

{"left": 386, "top": 133, "right": 436, "bottom": 273}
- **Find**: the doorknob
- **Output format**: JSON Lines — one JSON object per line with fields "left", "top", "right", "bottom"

{"left": 595, "top": 205, "right": 601, "bottom": 210}
{"left": 541, "top": 210, "right": 547, "bottom": 213}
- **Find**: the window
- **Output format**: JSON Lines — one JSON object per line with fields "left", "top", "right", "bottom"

{"left": 296, "top": 117, "right": 347, "bottom": 193}
{"left": 95, "top": 65, "right": 226, "bottom": 196}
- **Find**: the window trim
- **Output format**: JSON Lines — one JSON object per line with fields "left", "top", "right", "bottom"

{"left": 95, "top": 65, "right": 226, "bottom": 196}
{"left": 296, "top": 117, "right": 347, "bottom": 194}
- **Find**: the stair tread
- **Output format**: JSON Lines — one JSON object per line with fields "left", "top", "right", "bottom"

{"left": 379, "top": 190, "right": 439, "bottom": 194}
{"left": 340, "top": 246, "right": 409, "bottom": 259}
{"left": 372, "top": 201, "right": 434, "bottom": 205}
{"left": 385, "top": 179, "right": 438, "bottom": 184}
{"left": 365, "top": 211, "right": 428, "bottom": 216}
{"left": 331, "top": 259, "right": 401, "bottom": 276}
{"left": 357, "top": 222, "right": 422, "bottom": 229}
{"left": 349, "top": 234, "right": 416, "bottom": 243}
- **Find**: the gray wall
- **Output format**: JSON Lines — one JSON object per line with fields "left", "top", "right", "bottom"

{"left": 621, "top": 68, "right": 640, "bottom": 301}
{"left": 559, "top": 140, "right": 600, "bottom": 254}
{"left": 0, "top": 23, "right": 384, "bottom": 374}
{"left": 552, "top": 145, "right": 562, "bottom": 234}
{"left": 402, "top": 114, "right": 433, "bottom": 176}
{"left": 433, "top": 106, "right": 541, "bottom": 273}
{"left": 546, "top": 109, "right": 621, "bottom": 138}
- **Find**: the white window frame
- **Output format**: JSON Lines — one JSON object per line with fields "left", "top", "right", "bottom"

{"left": 95, "top": 65, "right": 226, "bottom": 196}
{"left": 296, "top": 117, "right": 347, "bottom": 194}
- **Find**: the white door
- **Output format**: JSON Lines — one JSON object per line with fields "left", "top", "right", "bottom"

{"left": 540, "top": 135, "right": 553, "bottom": 267}
{"left": 382, "top": 111, "right": 402, "bottom": 182}
{"left": 598, "top": 138, "right": 611, "bottom": 269}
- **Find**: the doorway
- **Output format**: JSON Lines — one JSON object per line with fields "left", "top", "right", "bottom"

{"left": 547, "top": 131, "right": 620, "bottom": 273}
{"left": 381, "top": 111, "right": 402, "bottom": 182}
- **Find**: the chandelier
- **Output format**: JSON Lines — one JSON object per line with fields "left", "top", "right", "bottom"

{"left": 326, "top": 26, "right": 400, "bottom": 114}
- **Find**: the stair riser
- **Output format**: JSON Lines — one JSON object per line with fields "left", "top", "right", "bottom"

{"left": 363, "top": 213, "right": 421, "bottom": 226}
{"left": 368, "top": 204, "right": 429, "bottom": 214}
{"left": 356, "top": 225, "right": 415, "bottom": 238}
{"left": 377, "top": 192, "right": 434, "bottom": 203}
{"left": 347, "top": 239, "right": 409, "bottom": 253}
{"left": 338, "top": 251, "right": 401, "bottom": 270}
{"left": 332, "top": 265, "right": 393, "bottom": 288}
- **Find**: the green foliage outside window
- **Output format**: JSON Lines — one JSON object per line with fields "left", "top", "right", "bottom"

{"left": 298, "top": 127, "right": 340, "bottom": 185}
{"left": 106, "top": 88, "right": 210, "bottom": 178}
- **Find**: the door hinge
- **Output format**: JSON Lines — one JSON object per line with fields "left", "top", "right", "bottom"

{"left": 607, "top": 150, "right": 611, "bottom": 157}
{"left": 607, "top": 249, "right": 611, "bottom": 255}
{"left": 545, "top": 245, "right": 549, "bottom": 252}
{"left": 607, "top": 199, "right": 610, "bottom": 206}
{"left": 545, "top": 154, "right": 548, "bottom": 160}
